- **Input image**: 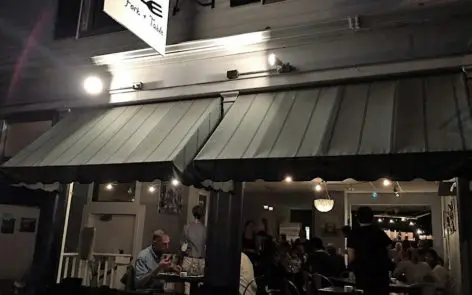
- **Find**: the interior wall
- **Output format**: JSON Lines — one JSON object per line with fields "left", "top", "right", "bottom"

{"left": 347, "top": 192, "right": 443, "bottom": 256}
{"left": 0, "top": 205, "right": 40, "bottom": 279}
{"left": 441, "top": 195, "right": 461, "bottom": 290}
{"left": 243, "top": 190, "right": 345, "bottom": 248}
{"left": 140, "top": 182, "right": 190, "bottom": 252}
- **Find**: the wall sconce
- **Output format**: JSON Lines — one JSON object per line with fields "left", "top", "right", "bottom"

{"left": 267, "top": 53, "right": 295, "bottom": 73}
{"left": 132, "top": 82, "right": 144, "bottom": 90}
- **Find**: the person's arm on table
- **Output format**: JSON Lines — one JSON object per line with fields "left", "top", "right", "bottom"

{"left": 135, "top": 257, "right": 171, "bottom": 289}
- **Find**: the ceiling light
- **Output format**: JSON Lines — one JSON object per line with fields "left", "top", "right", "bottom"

{"left": 171, "top": 179, "right": 180, "bottom": 186}
{"left": 263, "top": 205, "right": 269, "bottom": 210}
{"left": 83, "top": 76, "right": 103, "bottom": 95}
{"left": 417, "top": 229, "right": 423, "bottom": 235}
{"left": 409, "top": 221, "right": 415, "bottom": 226}
{"left": 148, "top": 186, "right": 156, "bottom": 193}
{"left": 268, "top": 53, "right": 280, "bottom": 67}
{"left": 401, "top": 217, "right": 406, "bottom": 222}
{"left": 382, "top": 179, "right": 391, "bottom": 187}
{"left": 378, "top": 218, "right": 383, "bottom": 223}
{"left": 284, "top": 176, "right": 293, "bottom": 183}
{"left": 314, "top": 199, "right": 334, "bottom": 213}
{"left": 389, "top": 219, "right": 394, "bottom": 224}
{"left": 105, "top": 183, "right": 114, "bottom": 191}
{"left": 314, "top": 184, "right": 323, "bottom": 192}
{"left": 268, "top": 206, "right": 274, "bottom": 211}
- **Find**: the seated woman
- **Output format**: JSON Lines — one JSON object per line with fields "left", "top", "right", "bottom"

{"left": 392, "top": 248, "right": 431, "bottom": 284}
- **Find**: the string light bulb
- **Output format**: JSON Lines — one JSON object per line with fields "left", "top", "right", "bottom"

{"left": 171, "top": 178, "right": 180, "bottom": 186}
{"left": 148, "top": 186, "right": 156, "bottom": 193}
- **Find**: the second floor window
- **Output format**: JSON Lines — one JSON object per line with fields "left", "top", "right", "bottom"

{"left": 54, "top": 0, "right": 125, "bottom": 40}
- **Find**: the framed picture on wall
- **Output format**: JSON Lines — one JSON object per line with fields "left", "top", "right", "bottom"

{"left": 19, "top": 218, "right": 37, "bottom": 233}
{"left": 158, "top": 182, "right": 184, "bottom": 215}
{"left": 1, "top": 213, "right": 15, "bottom": 234}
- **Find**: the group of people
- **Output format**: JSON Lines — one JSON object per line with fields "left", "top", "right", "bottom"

{"left": 347, "top": 206, "right": 454, "bottom": 295}
{"left": 131, "top": 205, "right": 454, "bottom": 295}
{"left": 242, "top": 206, "right": 455, "bottom": 295}
{"left": 241, "top": 219, "right": 347, "bottom": 295}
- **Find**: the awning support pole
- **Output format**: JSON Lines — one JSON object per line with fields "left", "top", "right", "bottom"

{"left": 204, "top": 182, "right": 244, "bottom": 295}
{"left": 456, "top": 177, "right": 472, "bottom": 294}
{"left": 55, "top": 182, "right": 74, "bottom": 283}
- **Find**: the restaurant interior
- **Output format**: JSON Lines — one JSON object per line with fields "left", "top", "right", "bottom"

{"left": 56, "top": 177, "right": 460, "bottom": 295}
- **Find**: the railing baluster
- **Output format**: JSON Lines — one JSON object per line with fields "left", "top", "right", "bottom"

{"left": 71, "top": 256, "right": 77, "bottom": 277}
{"left": 63, "top": 256, "right": 70, "bottom": 279}
{"left": 103, "top": 258, "right": 109, "bottom": 287}
{"left": 110, "top": 266, "right": 115, "bottom": 289}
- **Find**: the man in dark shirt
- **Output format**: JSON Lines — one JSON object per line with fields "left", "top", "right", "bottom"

{"left": 306, "top": 237, "right": 331, "bottom": 277}
{"left": 347, "top": 207, "right": 392, "bottom": 295}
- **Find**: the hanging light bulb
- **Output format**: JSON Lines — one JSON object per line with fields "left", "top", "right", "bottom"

{"left": 263, "top": 205, "right": 269, "bottom": 210}
{"left": 148, "top": 186, "right": 156, "bottom": 193}
{"left": 268, "top": 206, "right": 274, "bottom": 211}
{"left": 383, "top": 179, "right": 392, "bottom": 187}
{"left": 171, "top": 178, "right": 180, "bottom": 186}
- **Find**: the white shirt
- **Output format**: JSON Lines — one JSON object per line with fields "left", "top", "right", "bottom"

{"left": 430, "top": 264, "right": 449, "bottom": 289}
{"left": 393, "top": 261, "right": 431, "bottom": 284}
{"left": 239, "top": 253, "right": 257, "bottom": 295}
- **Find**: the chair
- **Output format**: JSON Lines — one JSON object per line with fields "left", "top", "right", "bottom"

{"left": 306, "top": 273, "right": 333, "bottom": 295}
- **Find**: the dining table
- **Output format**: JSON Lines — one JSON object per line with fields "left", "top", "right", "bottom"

{"left": 155, "top": 273, "right": 204, "bottom": 295}
{"left": 329, "top": 277, "right": 423, "bottom": 294}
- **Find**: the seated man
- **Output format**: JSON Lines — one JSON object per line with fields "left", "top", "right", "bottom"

{"left": 135, "top": 229, "right": 175, "bottom": 289}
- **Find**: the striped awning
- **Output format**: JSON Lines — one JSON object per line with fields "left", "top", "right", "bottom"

{"left": 3, "top": 98, "right": 221, "bottom": 184}
{"left": 194, "top": 73, "right": 472, "bottom": 187}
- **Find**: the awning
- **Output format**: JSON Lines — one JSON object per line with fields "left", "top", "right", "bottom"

{"left": 3, "top": 98, "right": 221, "bottom": 184}
{"left": 194, "top": 73, "right": 472, "bottom": 185}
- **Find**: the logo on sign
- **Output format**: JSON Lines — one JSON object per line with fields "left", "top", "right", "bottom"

{"left": 141, "top": 0, "right": 162, "bottom": 18}
{"left": 104, "top": 0, "right": 169, "bottom": 56}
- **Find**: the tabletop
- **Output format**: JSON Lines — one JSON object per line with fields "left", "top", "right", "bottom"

{"left": 317, "top": 287, "right": 362, "bottom": 295}
{"left": 155, "top": 273, "right": 204, "bottom": 284}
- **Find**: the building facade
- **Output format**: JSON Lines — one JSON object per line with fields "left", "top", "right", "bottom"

{"left": 1, "top": 0, "right": 472, "bottom": 293}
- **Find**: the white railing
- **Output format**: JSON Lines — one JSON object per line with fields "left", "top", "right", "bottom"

{"left": 58, "top": 253, "right": 132, "bottom": 289}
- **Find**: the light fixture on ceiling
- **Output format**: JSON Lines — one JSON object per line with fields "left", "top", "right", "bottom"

{"left": 284, "top": 176, "right": 293, "bottom": 183}
{"left": 417, "top": 229, "right": 423, "bottom": 235}
{"left": 409, "top": 221, "right": 415, "bottom": 226}
{"left": 314, "top": 198, "right": 334, "bottom": 213}
{"left": 267, "top": 53, "right": 295, "bottom": 73}
{"left": 263, "top": 205, "right": 269, "bottom": 210}
{"left": 383, "top": 179, "right": 392, "bottom": 187}
{"left": 171, "top": 178, "right": 180, "bottom": 186}
{"left": 314, "top": 183, "right": 323, "bottom": 192}
{"left": 389, "top": 219, "right": 395, "bottom": 224}
{"left": 83, "top": 75, "right": 103, "bottom": 95}
{"left": 378, "top": 218, "right": 383, "bottom": 223}
{"left": 401, "top": 217, "right": 406, "bottom": 222}
{"left": 105, "top": 183, "right": 114, "bottom": 191}
{"left": 268, "top": 206, "right": 274, "bottom": 211}
{"left": 148, "top": 186, "right": 157, "bottom": 193}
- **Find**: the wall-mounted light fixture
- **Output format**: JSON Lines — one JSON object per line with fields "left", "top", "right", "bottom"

{"left": 267, "top": 53, "right": 295, "bottom": 73}
{"left": 83, "top": 75, "right": 103, "bottom": 96}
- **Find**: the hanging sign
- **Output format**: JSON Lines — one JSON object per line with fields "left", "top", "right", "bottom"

{"left": 104, "top": 0, "right": 169, "bottom": 56}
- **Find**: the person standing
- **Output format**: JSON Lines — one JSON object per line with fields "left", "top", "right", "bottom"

{"left": 181, "top": 205, "right": 206, "bottom": 275}
{"left": 347, "top": 207, "right": 392, "bottom": 295}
